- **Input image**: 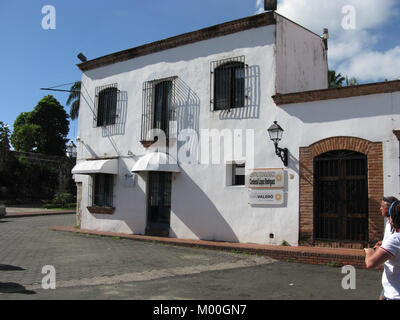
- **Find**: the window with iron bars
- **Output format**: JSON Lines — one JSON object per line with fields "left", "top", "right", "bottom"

{"left": 89, "top": 173, "right": 114, "bottom": 208}
{"left": 94, "top": 84, "right": 118, "bottom": 127}
{"left": 210, "top": 56, "right": 248, "bottom": 111}
{"left": 141, "top": 77, "right": 177, "bottom": 144}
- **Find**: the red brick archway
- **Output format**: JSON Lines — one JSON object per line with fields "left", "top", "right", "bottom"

{"left": 299, "top": 137, "right": 383, "bottom": 248}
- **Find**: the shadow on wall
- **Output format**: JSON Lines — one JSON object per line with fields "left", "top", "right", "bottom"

{"left": 80, "top": 142, "right": 98, "bottom": 159}
{"left": 79, "top": 82, "right": 129, "bottom": 138}
{"left": 101, "top": 91, "right": 128, "bottom": 138}
{"left": 281, "top": 93, "right": 400, "bottom": 123}
{"left": 170, "top": 168, "right": 239, "bottom": 242}
{"left": 172, "top": 78, "right": 201, "bottom": 163}
{"left": 287, "top": 149, "right": 299, "bottom": 175}
{"left": 219, "top": 65, "right": 261, "bottom": 120}
{"left": 86, "top": 160, "right": 147, "bottom": 233}
{"left": 174, "top": 78, "right": 200, "bottom": 135}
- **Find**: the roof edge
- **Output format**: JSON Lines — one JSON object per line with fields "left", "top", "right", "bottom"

{"left": 78, "top": 12, "right": 276, "bottom": 72}
{"left": 273, "top": 80, "right": 400, "bottom": 106}
{"left": 274, "top": 12, "right": 324, "bottom": 40}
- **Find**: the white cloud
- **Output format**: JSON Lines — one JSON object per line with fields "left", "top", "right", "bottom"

{"left": 276, "top": 0, "right": 397, "bottom": 35}
{"left": 255, "top": 0, "right": 264, "bottom": 14}
{"left": 328, "top": 30, "right": 380, "bottom": 62}
{"left": 337, "top": 46, "right": 400, "bottom": 82}
{"left": 255, "top": 0, "right": 400, "bottom": 82}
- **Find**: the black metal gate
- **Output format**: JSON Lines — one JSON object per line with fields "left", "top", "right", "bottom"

{"left": 314, "top": 150, "right": 368, "bottom": 243}
{"left": 146, "top": 172, "right": 172, "bottom": 236}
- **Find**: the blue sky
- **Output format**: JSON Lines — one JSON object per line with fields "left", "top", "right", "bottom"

{"left": 1, "top": 0, "right": 399, "bottom": 145}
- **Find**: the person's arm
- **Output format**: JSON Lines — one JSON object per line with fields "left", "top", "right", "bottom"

{"left": 374, "top": 241, "right": 382, "bottom": 249}
{"left": 364, "top": 247, "right": 392, "bottom": 269}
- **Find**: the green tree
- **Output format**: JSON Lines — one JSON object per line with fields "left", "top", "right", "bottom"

{"left": 328, "top": 70, "right": 345, "bottom": 88}
{"left": 10, "top": 123, "right": 40, "bottom": 152}
{"left": 0, "top": 121, "right": 10, "bottom": 152}
{"left": 0, "top": 121, "right": 11, "bottom": 172}
{"left": 66, "top": 81, "right": 81, "bottom": 120}
{"left": 0, "top": 121, "right": 12, "bottom": 197}
{"left": 345, "top": 76, "right": 359, "bottom": 86}
{"left": 11, "top": 95, "right": 70, "bottom": 156}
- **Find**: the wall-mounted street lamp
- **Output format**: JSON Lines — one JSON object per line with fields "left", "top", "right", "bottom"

{"left": 66, "top": 140, "right": 77, "bottom": 158}
{"left": 267, "top": 121, "right": 288, "bottom": 167}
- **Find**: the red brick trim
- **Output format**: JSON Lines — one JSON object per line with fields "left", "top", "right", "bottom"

{"left": 273, "top": 80, "right": 400, "bottom": 105}
{"left": 78, "top": 12, "right": 275, "bottom": 72}
{"left": 299, "top": 136, "right": 383, "bottom": 248}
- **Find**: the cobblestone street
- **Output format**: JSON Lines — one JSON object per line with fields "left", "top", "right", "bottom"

{"left": 0, "top": 215, "right": 382, "bottom": 300}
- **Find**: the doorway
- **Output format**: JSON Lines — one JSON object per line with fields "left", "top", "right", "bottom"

{"left": 146, "top": 172, "right": 172, "bottom": 236}
{"left": 314, "top": 150, "right": 368, "bottom": 243}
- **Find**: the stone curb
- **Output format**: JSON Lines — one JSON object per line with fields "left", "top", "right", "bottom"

{"left": 3, "top": 211, "right": 75, "bottom": 219}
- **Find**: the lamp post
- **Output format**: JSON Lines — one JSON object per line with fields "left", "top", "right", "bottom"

{"left": 66, "top": 141, "right": 77, "bottom": 158}
{"left": 267, "top": 121, "right": 288, "bottom": 166}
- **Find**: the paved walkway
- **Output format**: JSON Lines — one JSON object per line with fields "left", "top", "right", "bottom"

{"left": 0, "top": 214, "right": 382, "bottom": 299}
{"left": 51, "top": 226, "right": 368, "bottom": 269}
{"left": 4, "top": 205, "right": 75, "bottom": 218}
{"left": 2, "top": 205, "right": 368, "bottom": 269}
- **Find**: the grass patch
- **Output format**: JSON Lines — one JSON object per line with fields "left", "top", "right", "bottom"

{"left": 326, "top": 261, "right": 342, "bottom": 268}
{"left": 43, "top": 203, "right": 76, "bottom": 210}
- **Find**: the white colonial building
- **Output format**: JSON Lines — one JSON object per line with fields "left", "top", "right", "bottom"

{"left": 72, "top": 11, "right": 400, "bottom": 248}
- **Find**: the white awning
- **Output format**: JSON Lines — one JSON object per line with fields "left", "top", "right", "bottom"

{"left": 131, "top": 152, "right": 180, "bottom": 173}
{"left": 72, "top": 159, "right": 118, "bottom": 175}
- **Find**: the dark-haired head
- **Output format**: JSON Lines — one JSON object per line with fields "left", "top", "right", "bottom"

{"left": 390, "top": 201, "right": 400, "bottom": 231}
{"left": 383, "top": 196, "right": 398, "bottom": 205}
{"left": 381, "top": 196, "right": 399, "bottom": 218}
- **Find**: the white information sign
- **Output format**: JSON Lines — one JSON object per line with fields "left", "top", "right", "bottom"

{"left": 248, "top": 169, "right": 285, "bottom": 205}
{"left": 248, "top": 169, "right": 284, "bottom": 189}
{"left": 248, "top": 189, "right": 284, "bottom": 205}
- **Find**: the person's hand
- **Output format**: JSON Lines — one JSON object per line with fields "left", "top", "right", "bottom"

{"left": 364, "top": 248, "right": 375, "bottom": 256}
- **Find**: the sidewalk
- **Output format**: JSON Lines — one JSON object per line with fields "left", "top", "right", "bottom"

{"left": 4, "top": 205, "right": 75, "bottom": 218}
{"left": 50, "top": 226, "right": 369, "bottom": 269}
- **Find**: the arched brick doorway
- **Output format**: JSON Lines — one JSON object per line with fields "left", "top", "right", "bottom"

{"left": 299, "top": 137, "right": 383, "bottom": 248}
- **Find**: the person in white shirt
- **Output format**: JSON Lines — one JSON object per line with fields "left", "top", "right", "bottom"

{"left": 375, "top": 197, "right": 398, "bottom": 247}
{"left": 365, "top": 200, "right": 400, "bottom": 300}
{"left": 373, "top": 196, "right": 398, "bottom": 300}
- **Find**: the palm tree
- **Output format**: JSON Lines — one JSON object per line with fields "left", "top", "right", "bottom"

{"left": 328, "top": 70, "right": 345, "bottom": 88}
{"left": 66, "top": 81, "right": 81, "bottom": 120}
{"left": 345, "top": 76, "right": 359, "bottom": 86}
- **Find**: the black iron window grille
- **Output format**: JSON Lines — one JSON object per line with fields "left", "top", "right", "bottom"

{"left": 94, "top": 84, "right": 119, "bottom": 127}
{"left": 141, "top": 76, "right": 177, "bottom": 144}
{"left": 210, "top": 56, "right": 248, "bottom": 111}
{"left": 90, "top": 173, "right": 114, "bottom": 208}
{"left": 314, "top": 150, "right": 369, "bottom": 243}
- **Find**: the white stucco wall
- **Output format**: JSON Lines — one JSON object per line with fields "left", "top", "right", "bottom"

{"left": 278, "top": 92, "right": 400, "bottom": 198}
{"left": 74, "top": 17, "right": 400, "bottom": 246}
{"left": 275, "top": 14, "right": 328, "bottom": 94}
